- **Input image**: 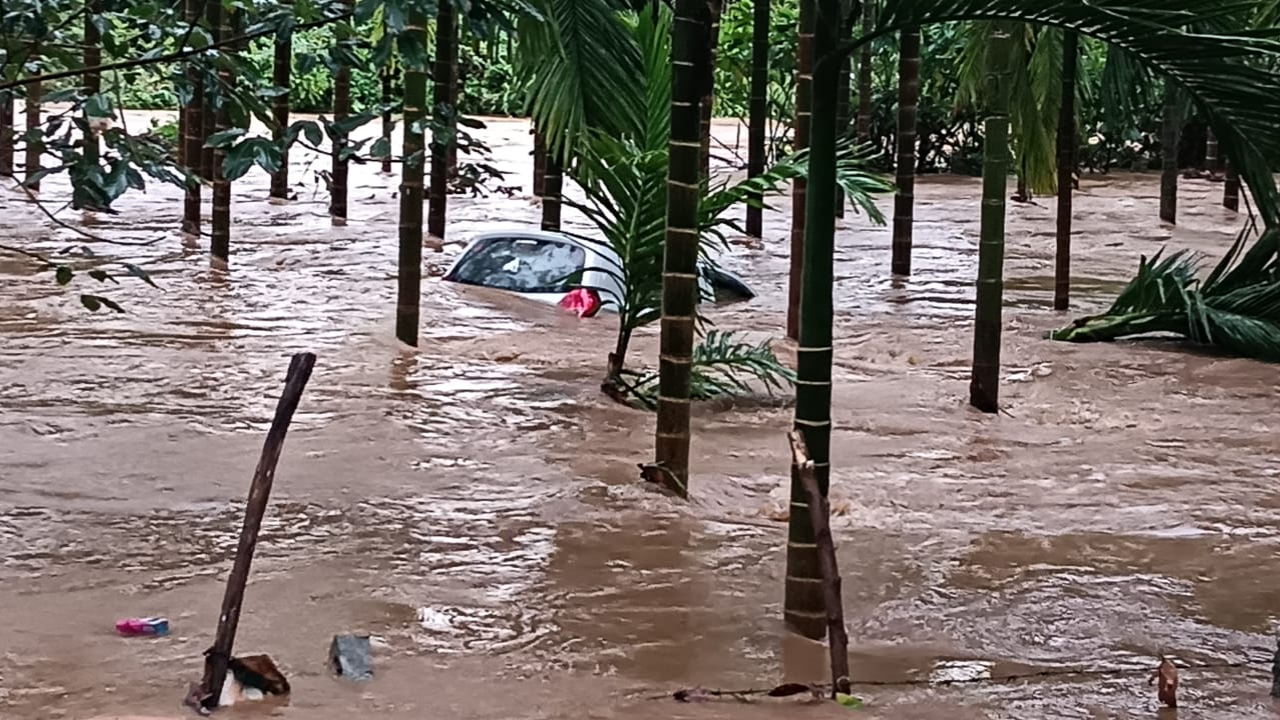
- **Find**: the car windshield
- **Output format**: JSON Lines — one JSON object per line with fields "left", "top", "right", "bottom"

{"left": 448, "top": 236, "right": 586, "bottom": 293}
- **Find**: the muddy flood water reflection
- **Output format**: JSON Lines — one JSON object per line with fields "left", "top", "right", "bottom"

{"left": 1, "top": 113, "right": 1278, "bottom": 719}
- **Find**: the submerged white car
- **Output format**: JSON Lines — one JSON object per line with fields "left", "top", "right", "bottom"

{"left": 442, "top": 230, "right": 755, "bottom": 316}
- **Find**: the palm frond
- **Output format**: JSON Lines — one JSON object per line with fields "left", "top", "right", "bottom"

{"left": 628, "top": 329, "right": 798, "bottom": 406}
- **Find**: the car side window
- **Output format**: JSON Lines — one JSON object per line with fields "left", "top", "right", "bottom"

{"left": 449, "top": 237, "right": 587, "bottom": 293}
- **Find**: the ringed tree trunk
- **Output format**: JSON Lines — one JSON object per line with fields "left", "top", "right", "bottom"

{"left": 783, "top": 0, "right": 841, "bottom": 642}
{"left": 698, "top": 1, "right": 723, "bottom": 180}
{"left": 541, "top": 153, "right": 562, "bottom": 231}
{"left": 787, "top": 0, "right": 815, "bottom": 342}
{"left": 653, "top": 0, "right": 716, "bottom": 498}
{"left": 83, "top": 2, "right": 102, "bottom": 168}
{"left": 397, "top": 11, "right": 430, "bottom": 346}
{"left": 968, "top": 26, "right": 1014, "bottom": 414}
{"left": 532, "top": 125, "right": 546, "bottom": 197}
{"left": 1204, "top": 126, "right": 1220, "bottom": 179}
{"left": 832, "top": 9, "right": 853, "bottom": 219}
{"left": 269, "top": 7, "right": 292, "bottom": 204}
{"left": 1054, "top": 30, "right": 1078, "bottom": 311}
{"left": 201, "top": 0, "right": 220, "bottom": 183}
{"left": 210, "top": 7, "right": 233, "bottom": 268}
{"left": 0, "top": 91, "right": 13, "bottom": 177}
{"left": 1158, "top": 79, "right": 1180, "bottom": 224}
{"left": 1223, "top": 159, "right": 1240, "bottom": 211}
{"left": 745, "top": 0, "right": 769, "bottom": 237}
{"left": 890, "top": 27, "right": 920, "bottom": 276}
{"left": 24, "top": 42, "right": 43, "bottom": 194}
{"left": 330, "top": 5, "right": 354, "bottom": 225}
{"left": 380, "top": 66, "right": 394, "bottom": 174}
{"left": 854, "top": 0, "right": 872, "bottom": 143}
{"left": 427, "top": 2, "right": 458, "bottom": 242}
{"left": 181, "top": 0, "right": 204, "bottom": 236}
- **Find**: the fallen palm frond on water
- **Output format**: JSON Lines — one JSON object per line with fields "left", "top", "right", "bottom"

{"left": 1051, "top": 223, "right": 1280, "bottom": 362}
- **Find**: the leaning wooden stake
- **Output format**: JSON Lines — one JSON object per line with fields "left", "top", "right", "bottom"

{"left": 788, "top": 430, "right": 851, "bottom": 698}
{"left": 189, "top": 352, "right": 317, "bottom": 713}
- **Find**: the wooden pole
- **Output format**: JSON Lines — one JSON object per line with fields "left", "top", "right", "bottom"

{"left": 191, "top": 352, "right": 317, "bottom": 712}
{"left": 788, "top": 430, "right": 851, "bottom": 697}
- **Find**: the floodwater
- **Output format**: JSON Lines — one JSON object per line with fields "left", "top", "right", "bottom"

{"left": 2, "top": 110, "right": 1279, "bottom": 720}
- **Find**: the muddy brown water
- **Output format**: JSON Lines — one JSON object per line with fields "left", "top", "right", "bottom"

{"left": 1, "top": 112, "right": 1278, "bottom": 719}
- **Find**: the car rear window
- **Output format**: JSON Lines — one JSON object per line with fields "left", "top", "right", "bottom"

{"left": 448, "top": 236, "right": 587, "bottom": 293}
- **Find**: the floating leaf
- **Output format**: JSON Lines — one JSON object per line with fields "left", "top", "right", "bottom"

{"left": 123, "top": 263, "right": 158, "bottom": 288}
{"left": 80, "top": 294, "right": 101, "bottom": 311}
{"left": 835, "top": 693, "right": 863, "bottom": 709}
{"left": 55, "top": 266, "right": 73, "bottom": 285}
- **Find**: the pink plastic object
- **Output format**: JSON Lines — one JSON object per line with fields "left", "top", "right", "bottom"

{"left": 115, "top": 617, "right": 170, "bottom": 637}
{"left": 558, "top": 288, "right": 602, "bottom": 318}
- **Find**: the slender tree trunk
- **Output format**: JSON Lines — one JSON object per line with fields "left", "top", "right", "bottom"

{"left": 745, "top": 0, "right": 769, "bottom": 237}
{"left": 854, "top": 0, "right": 873, "bottom": 143}
{"left": 787, "top": 0, "right": 815, "bottom": 341}
{"left": 1158, "top": 79, "right": 1180, "bottom": 225}
{"left": 1054, "top": 30, "right": 1078, "bottom": 312}
{"left": 24, "top": 42, "right": 43, "bottom": 193}
{"left": 427, "top": 2, "right": 457, "bottom": 241}
{"left": 1204, "top": 127, "right": 1219, "bottom": 178}
{"left": 890, "top": 28, "right": 920, "bottom": 276}
{"left": 83, "top": 2, "right": 102, "bottom": 168}
{"left": 968, "top": 26, "right": 1014, "bottom": 414}
{"left": 380, "top": 66, "right": 394, "bottom": 174}
{"left": 201, "top": 1, "right": 220, "bottom": 183}
{"left": 783, "top": 0, "right": 840, "bottom": 642}
{"left": 0, "top": 93, "right": 13, "bottom": 177}
{"left": 654, "top": 0, "right": 717, "bottom": 498}
{"left": 181, "top": 0, "right": 204, "bottom": 236}
{"left": 397, "top": 14, "right": 429, "bottom": 346}
{"left": 541, "top": 154, "right": 562, "bottom": 231}
{"left": 269, "top": 9, "right": 292, "bottom": 203}
{"left": 832, "top": 11, "right": 852, "bottom": 220}
{"left": 330, "top": 5, "right": 354, "bottom": 225}
{"left": 1223, "top": 158, "right": 1240, "bottom": 211}
{"left": 698, "top": 2, "right": 723, "bottom": 180}
{"left": 210, "top": 8, "right": 233, "bottom": 268}
{"left": 532, "top": 125, "right": 546, "bottom": 197}
{"left": 447, "top": 40, "right": 460, "bottom": 176}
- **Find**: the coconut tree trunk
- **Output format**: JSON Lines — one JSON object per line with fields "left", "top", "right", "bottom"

{"left": 1158, "top": 79, "right": 1179, "bottom": 224}
{"left": 1204, "top": 126, "right": 1219, "bottom": 178}
{"left": 83, "top": 2, "right": 102, "bottom": 168}
{"left": 0, "top": 94, "right": 13, "bottom": 177}
{"left": 380, "top": 66, "right": 394, "bottom": 174}
{"left": 446, "top": 43, "right": 460, "bottom": 176}
{"left": 201, "top": 0, "right": 220, "bottom": 184}
{"left": 210, "top": 8, "right": 234, "bottom": 269}
{"left": 698, "top": 2, "right": 723, "bottom": 180}
{"left": 397, "top": 13, "right": 429, "bottom": 347}
{"left": 783, "top": 0, "right": 840, "bottom": 642}
{"left": 1054, "top": 30, "right": 1078, "bottom": 312}
{"left": 532, "top": 125, "right": 546, "bottom": 197}
{"left": 890, "top": 27, "right": 920, "bottom": 276}
{"left": 787, "top": 0, "right": 815, "bottom": 341}
{"left": 832, "top": 11, "right": 852, "bottom": 220}
{"left": 1223, "top": 158, "right": 1239, "bottom": 211}
{"left": 181, "top": 0, "right": 204, "bottom": 236}
{"left": 427, "top": 2, "right": 457, "bottom": 242}
{"left": 854, "top": 0, "right": 872, "bottom": 143}
{"left": 745, "top": 0, "right": 769, "bottom": 237}
{"left": 653, "top": 0, "right": 717, "bottom": 497}
{"left": 968, "top": 26, "right": 1013, "bottom": 415}
{"left": 24, "top": 43, "right": 42, "bottom": 193}
{"left": 330, "top": 7, "right": 354, "bottom": 225}
{"left": 268, "top": 10, "right": 292, "bottom": 203}
{"left": 541, "top": 154, "right": 562, "bottom": 231}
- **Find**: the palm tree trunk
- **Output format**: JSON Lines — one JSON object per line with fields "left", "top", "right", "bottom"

{"left": 397, "top": 13, "right": 429, "bottom": 347}
{"left": 787, "top": 0, "right": 815, "bottom": 341}
{"left": 783, "top": 0, "right": 840, "bottom": 642}
{"left": 83, "top": 2, "right": 102, "bottom": 168}
{"left": 890, "top": 27, "right": 920, "bottom": 276}
{"left": 210, "top": 8, "right": 233, "bottom": 269}
{"left": 745, "top": 0, "right": 769, "bottom": 237}
{"left": 832, "top": 14, "right": 852, "bottom": 220}
{"left": 181, "top": 0, "right": 203, "bottom": 236}
{"left": 447, "top": 43, "right": 460, "bottom": 176}
{"left": 200, "top": 0, "right": 219, "bottom": 184}
{"left": 269, "top": 9, "right": 292, "bottom": 203}
{"left": 541, "top": 154, "right": 562, "bottom": 231}
{"left": 532, "top": 125, "right": 546, "bottom": 197}
{"left": 380, "top": 66, "right": 394, "bottom": 174}
{"left": 1053, "top": 30, "right": 1078, "bottom": 312}
{"left": 654, "top": 0, "right": 715, "bottom": 498}
{"left": 854, "top": 0, "right": 873, "bottom": 143}
{"left": 427, "top": 2, "right": 457, "bottom": 241}
{"left": 330, "top": 5, "right": 354, "bottom": 225}
{"left": 1204, "top": 126, "right": 1219, "bottom": 178}
{"left": 1158, "top": 79, "right": 1179, "bottom": 224}
{"left": 0, "top": 94, "right": 13, "bottom": 177}
{"left": 24, "top": 42, "right": 42, "bottom": 193}
{"left": 968, "top": 26, "right": 1014, "bottom": 415}
{"left": 698, "top": 2, "right": 723, "bottom": 180}
{"left": 1223, "top": 158, "right": 1239, "bottom": 211}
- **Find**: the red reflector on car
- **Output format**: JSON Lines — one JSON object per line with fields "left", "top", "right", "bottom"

{"left": 558, "top": 288, "right": 602, "bottom": 318}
